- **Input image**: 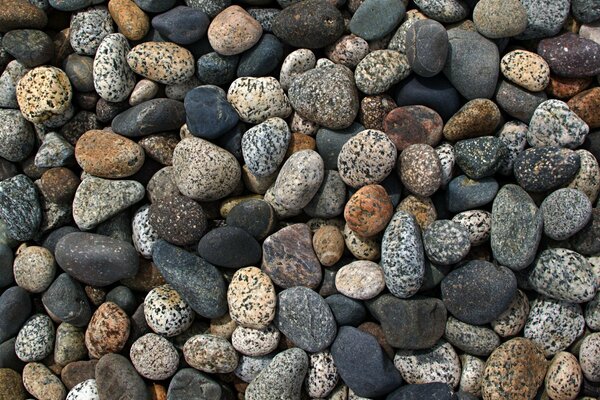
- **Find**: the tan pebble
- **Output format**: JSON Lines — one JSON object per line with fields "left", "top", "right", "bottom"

{"left": 13, "top": 246, "right": 55, "bottom": 293}
{"left": 545, "top": 352, "right": 582, "bottom": 400}
{"left": 0, "top": 368, "right": 25, "bottom": 400}
{"left": 16, "top": 66, "right": 72, "bottom": 123}
{"left": 399, "top": 144, "right": 441, "bottom": 197}
{"left": 443, "top": 99, "right": 501, "bottom": 141}
{"left": 343, "top": 223, "right": 380, "bottom": 261}
{"left": 22, "top": 363, "right": 66, "bottom": 400}
{"left": 312, "top": 225, "right": 345, "bottom": 267}
{"left": 108, "top": 0, "right": 149, "bottom": 41}
{"left": 227, "top": 267, "right": 276, "bottom": 329}
{"left": 325, "top": 34, "right": 370, "bottom": 68}
{"left": 285, "top": 133, "right": 316, "bottom": 159}
{"left": 84, "top": 302, "right": 130, "bottom": 359}
{"left": 501, "top": 50, "right": 550, "bottom": 92}
{"left": 183, "top": 334, "right": 239, "bottom": 374}
{"left": 579, "top": 332, "right": 600, "bottom": 382}
{"left": 209, "top": 313, "right": 237, "bottom": 340}
{"left": 127, "top": 42, "right": 195, "bottom": 85}
{"left": 129, "top": 79, "right": 159, "bottom": 106}
{"left": 335, "top": 260, "right": 385, "bottom": 300}
{"left": 397, "top": 195, "right": 437, "bottom": 230}
{"left": 242, "top": 165, "right": 277, "bottom": 195}
{"left": 207, "top": 6, "right": 262, "bottom": 56}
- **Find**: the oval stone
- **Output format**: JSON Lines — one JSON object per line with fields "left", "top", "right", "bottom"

{"left": 93, "top": 34, "right": 135, "bottom": 103}
{"left": 85, "top": 302, "right": 130, "bottom": 359}
{"left": 545, "top": 352, "right": 583, "bottom": 400}
{"left": 538, "top": 33, "right": 600, "bottom": 78}
{"left": 514, "top": 147, "right": 580, "bottom": 192}
{"left": 127, "top": 42, "right": 194, "bottom": 85}
{"left": 500, "top": 50, "right": 550, "bottom": 92}
{"left": 208, "top": 5, "right": 262, "bottom": 56}
{"left": 227, "top": 267, "right": 276, "bottom": 329}
{"left": 344, "top": 184, "right": 393, "bottom": 237}
{"left": 383, "top": 105, "right": 443, "bottom": 150}
{"left": 405, "top": 19, "right": 448, "bottom": 78}
{"left": 399, "top": 144, "right": 441, "bottom": 197}
{"left": 197, "top": 226, "right": 261, "bottom": 269}
{"left": 242, "top": 117, "right": 291, "bottom": 178}
{"left": 75, "top": 130, "right": 144, "bottom": 178}
{"left": 336, "top": 261, "right": 386, "bottom": 300}
{"left": 183, "top": 334, "right": 238, "bottom": 374}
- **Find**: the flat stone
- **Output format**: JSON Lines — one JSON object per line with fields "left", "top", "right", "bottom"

{"left": 0, "top": 174, "right": 41, "bottom": 241}
{"left": 112, "top": 98, "right": 185, "bottom": 137}
{"left": 500, "top": 50, "right": 551, "bottom": 92}
{"left": 42, "top": 273, "right": 91, "bottom": 327}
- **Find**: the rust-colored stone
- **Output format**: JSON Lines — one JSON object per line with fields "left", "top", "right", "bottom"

{"left": 384, "top": 105, "right": 443, "bottom": 150}
{"left": 545, "top": 75, "right": 593, "bottom": 99}
{"left": 108, "top": 0, "right": 150, "bottom": 41}
{"left": 344, "top": 184, "right": 393, "bottom": 237}
{"left": 85, "top": 302, "right": 130, "bottom": 359}
{"left": 568, "top": 87, "right": 600, "bottom": 129}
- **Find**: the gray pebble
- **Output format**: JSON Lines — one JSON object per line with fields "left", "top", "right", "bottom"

{"left": 0, "top": 175, "right": 41, "bottom": 241}
{"left": 34, "top": 132, "right": 74, "bottom": 168}
{"left": 354, "top": 50, "right": 410, "bottom": 95}
{"left": 234, "top": 354, "right": 275, "bottom": 383}
{"left": 541, "top": 188, "right": 592, "bottom": 240}
{"left": 272, "top": 150, "right": 324, "bottom": 210}
{"left": 444, "top": 316, "right": 500, "bottom": 357}
{"left": 242, "top": 117, "right": 291, "bottom": 178}
{"left": 0, "top": 109, "right": 34, "bottom": 162}
{"left": 0, "top": 61, "right": 29, "bottom": 109}
{"left": 15, "top": 314, "right": 55, "bottom": 362}
{"left": 69, "top": 6, "right": 113, "bottom": 56}
{"left": 527, "top": 100, "right": 589, "bottom": 149}
{"left": 423, "top": 220, "right": 471, "bottom": 265}
{"left": 245, "top": 348, "right": 308, "bottom": 400}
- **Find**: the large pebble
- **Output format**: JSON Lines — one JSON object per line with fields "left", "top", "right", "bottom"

{"left": 500, "top": 50, "right": 550, "bottom": 92}
{"left": 22, "top": 363, "right": 66, "bottom": 400}
{"left": 112, "top": 98, "right": 186, "bottom": 137}
{"left": 127, "top": 42, "right": 194, "bottom": 84}
{"left": 527, "top": 100, "right": 589, "bottom": 149}
{"left": 245, "top": 348, "right": 308, "bottom": 400}
{"left": 227, "top": 76, "right": 291, "bottom": 124}
{"left": 152, "top": 6, "right": 209, "bottom": 45}
{"left": 394, "top": 340, "right": 461, "bottom": 387}
{"left": 383, "top": 105, "right": 443, "bottom": 150}
{"left": 242, "top": 117, "right": 290, "bottom": 177}
{"left": 16, "top": 66, "right": 72, "bottom": 123}
{"left": 2, "top": 29, "right": 53, "bottom": 67}
{"left": 405, "top": 19, "right": 448, "bottom": 77}
{"left": 541, "top": 188, "right": 592, "bottom": 240}
{"left": 399, "top": 143, "right": 441, "bottom": 197}
{"left": 208, "top": 5, "right": 262, "bottom": 56}
{"left": 472, "top": 0, "right": 528, "bottom": 38}
{"left": 423, "top": 220, "right": 470, "bottom": 265}
{"left": 144, "top": 284, "right": 194, "bottom": 337}
{"left": 272, "top": 150, "right": 324, "bottom": 210}
{"left": 95, "top": 354, "right": 148, "bottom": 400}
{"left": 75, "top": 130, "right": 144, "bottom": 178}
{"left": 231, "top": 325, "right": 279, "bottom": 356}
{"left": 580, "top": 333, "right": 600, "bottom": 383}
{"left": 70, "top": 6, "right": 113, "bottom": 56}
{"left": 184, "top": 334, "right": 238, "bottom": 374}
{"left": 42, "top": 273, "right": 91, "bottom": 328}
{"left": 15, "top": 314, "right": 54, "bottom": 362}
{"left": 184, "top": 85, "right": 238, "bottom": 140}
{"left": 13, "top": 245, "right": 55, "bottom": 293}
{"left": 85, "top": 302, "right": 130, "bottom": 359}
{"left": 227, "top": 267, "right": 276, "bottom": 329}
{"left": 514, "top": 147, "right": 580, "bottom": 192}
{"left": 108, "top": 0, "right": 149, "bottom": 41}
{"left": 93, "top": 34, "right": 135, "bottom": 103}
{"left": 517, "top": 0, "right": 569, "bottom": 39}
{"left": 172, "top": 137, "right": 240, "bottom": 201}
{"left": 149, "top": 195, "right": 207, "bottom": 246}
{"left": 545, "top": 352, "right": 583, "bottom": 400}
{"left": 538, "top": 33, "right": 600, "bottom": 78}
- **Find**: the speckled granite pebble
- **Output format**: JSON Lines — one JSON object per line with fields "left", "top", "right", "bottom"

{"left": 500, "top": 50, "right": 550, "bottom": 92}
{"left": 127, "top": 42, "right": 195, "bottom": 84}
{"left": 413, "top": 0, "right": 468, "bottom": 23}
{"left": 355, "top": 50, "right": 410, "bottom": 95}
{"left": 15, "top": 314, "right": 54, "bottom": 362}
{"left": 184, "top": 333, "right": 238, "bottom": 373}
{"left": 242, "top": 117, "right": 291, "bottom": 177}
{"left": 423, "top": 220, "right": 470, "bottom": 265}
{"left": 144, "top": 284, "right": 194, "bottom": 337}
{"left": 16, "top": 66, "right": 72, "bottom": 123}
{"left": 66, "top": 379, "right": 98, "bottom": 400}
{"left": 70, "top": 6, "right": 113, "bottom": 56}
{"left": 93, "top": 34, "right": 135, "bottom": 103}
{"left": 130, "top": 333, "right": 179, "bottom": 380}
{"left": 227, "top": 76, "right": 291, "bottom": 124}
{"left": 22, "top": 363, "right": 66, "bottom": 400}
{"left": 580, "top": 333, "right": 600, "bottom": 383}
{"left": 227, "top": 266, "right": 276, "bottom": 329}
{"left": 394, "top": 340, "right": 461, "bottom": 387}
{"left": 272, "top": 149, "right": 324, "bottom": 210}
{"left": 514, "top": 147, "right": 580, "bottom": 192}
{"left": 444, "top": 316, "right": 500, "bottom": 357}
{"left": 541, "top": 188, "right": 592, "bottom": 240}
{"left": 399, "top": 144, "right": 441, "bottom": 197}
{"left": 527, "top": 100, "right": 589, "bottom": 149}
{"left": 13, "top": 245, "right": 55, "bottom": 293}
{"left": 245, "top": 348, "right": 308, "bottom": 400}
{"left": 131, "top": 205, "right": 158, "bottom": 259}
{"left": 231, "top": 325, "right": 279, "bottom": 356}
{"left": 85, "top": 301, "right": 130, "bottom": 359}
{"left": 517, "top": 0, "right": 570, "bottom": 40}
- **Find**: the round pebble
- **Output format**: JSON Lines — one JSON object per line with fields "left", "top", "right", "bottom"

{"left": 183, "top": 334, "right": 239, "bottom": 374}
{"left": 127, "top": 42, "right": 194, "bottom": 85}
{"left": 16, "top": 66, "right": 72, "bottom": 123}
{"left": 344, "top": 184, "right": 393, "bottom": 237}
{"left": 545, "top": 352, "right": 583, "bottom": 400}
{"left": 312, "top": 225, "right": 345, "bottom": 267}
{"left": 84, "top": 301, "right": 130, "bottom": 359}
{"left": 423, "top": 220, "right": 471, "bottom": 265}
{"left": 399, "top": 144, "right": 442, "bottom": 197}
{"left": 130, "top": 333, "right": 179, "bottom": 380}
{"left": 394, "top": 340, "right": 461, "bottom": 387}
{"left": 13, "top": 245, "right": 55, "bottom": 293}
{"left": 15, "top": 314, "right": 55, "bottom": 362}
{"left": 335, "top": 261, "right": 386, "bottom": 300}
{"left": 144, "top": 284, "right": 194, "bottom": 337}
{"left": 541, "top": 188, "right": 592, "bottom": 240}
{"left": 231, "top": 325, "right": 280, "bottom": 356}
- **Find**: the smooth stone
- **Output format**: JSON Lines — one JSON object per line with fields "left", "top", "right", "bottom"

{"left": 42, "top": 273, "right": 91, "bottom": 327}
{"left": 0, "top": 60, "right": 29, "bottom": 108}
{"left": 405, "top": 19, "right": 448, "bottom": 77}
{"left": 454, "top": 137, "right": 508, "bottom": 179}
{"left": 573, "top": 0, "right": 600, "bottom": 23}
{"left": 442, "top": 260, "right": 517, "bottom": 325}
{"left": 0, "top": 0, "right": 47, "bottom": 31}
{"left": 152, "top": 240, "right": 227, "bottom": 318}
{"left": 495, "top": 79, "right": 548, "bottom": 123}
{"left": 0, "top": 174, "right": 40, "bottom": 241}
{"left": 227, "top": 267, "right": 276, "bottom": 330}
{"left": 345, "top": 184, "right": 393, "bottom": 237}
{"left": 71, "top": 177, "right": 144, "bottom": 230}
{"left": 538, "top": 33, "right": 600, "bottom": 78}
{"left": 516, "top": 0, "right": 569, "bottom": 39}
{"left": 393, "top": 74, "right": 461, "bottom": 121}
{"left": 413, "top": 0, "right": 468, "bottom": 22}
{"left": 16, "top": 66, "right": 72, "bottom": 124}
{"left": 325, "top": 294, "right": 367, "bottom": 327}
{"left": 245, "top": 348, "right": 308, "bottom": 400}
{"left": 60, "top": 360, "right": 97, "bottom": 391}
{"left": 542, "top": 188, "right": 592, "bottom": 240}
{"left": 152, "top": 6, "right": 209, "bottom": 45}
{"left": 85, "top": 302, "right": 129, "bottom": 359}
{"left": 14, "top": 314, "right": 54, "bottom": 362}
{"left": 572, "top": 208, "right": 600, "bottom": 256}
{"left": 242, "top": 117, "right": 291, "bottom": 178}
{"left": 0, "top": 244, "right": 13, "bottom": 288}
{"left": 2, "top": 29, "right": 53, "bottom": 67}
{"left": 569, "top": 87, "right": 600, "bottom": 129}
{"left": 451, "top": 210, "right": 491, "bottom": 245}
{"left": 138, "top": 133, "right": 178, "bottom": 165}
{"left": 398, "top": 195, "right": 437, "bottom": 231}
{"left": 303, "top": 170, "right": 347, "bottom": 218}
{"left": 131, "top": 205, "right": 158, "bottom": 259}
{"left": 473, "top": 0, "right": 528, "bottom": 38}
{"left": 443, "top": 29, "right": 499, "bottom": 99}
{"left": 355, "top": 50, "right": 410, "bottom": 95}
{"left": 524, "top": 297, "right": 585, "bottom": 357}
{"left": 331, "top": 326, "right": 402, "bottom": 398}
{"left": 399, "top": 144, "right": 441, "bottom": 197}
{"left": 500, "top": 50, "right": 551, "bottom": 92}
{"left": 444, "top": 316, "right": 500, "bottom": 356}
{"left": 184, "top": 86, "right": 238, "bottom": 140}
{"left": 387, "top": 383, "right": 455, "bottom": 400}
{"left": 350, "top": 0, "right": 405, "bottom": 41}
{"left": 112, "top": 98, "right": 185, "bottom": 138}
{"left": 338, "top": 129, "right": 397, "bottom": 189}
{"left": 238, "top": 34, "right": 283, "bottom": 77}
{"left": 247, "top": 7, "right": 279, "bottom": 32}
{"left": 168, "top": 368, "right": 222, "bottom": 399}
{"left": 127, "top": 42, "right": 194, "bottom": 84}
{"left": 580, "top": 333, "right": 600, "bottom": 383}
{"left": 75, "top": 130, "right": 144, "bottom": 178}
{"left": 0, "top": 287, "right": 31, "bottom": 343}
{"left": 93, "top": 34, "right": 135, "bottom": 103}
{"left": 394, "top": 340, "right": 461, "bottom": 387}
{"left": 134, "top": 0, "right": 175, "bottom": 12}
{"left": 65, "top": 379, "right": 98, "bottom": 400}
{"left": 208, "top": 5, "right": 262, "bottom": 55}
{"left": 359, "top": 94, "right": 397, "bottom": 132}
{"left": 288, "top": 66, "right": 359, "bottom": 130}
{"left": 272, "top": 150, "right": 324, "bottom": 210}
{"left": 226, "top": 199, "right": 277, "bottom": 240}
{"left": 22, "top": 363, "right": 66, "bottom": 400}
{"left": 183, "top": 334, "right": 238, "bottom": 374}
{"left": 227, "top": 76, "right": 291, "bottom": 124}
{"left": 527, "top": 99, "right": 589, "bottom": 148}
{"left": 0, "top": 368, "right": 25, "bottom": 399}
{"left": 108, "top": 0, "right": 149, "bottom": 41}
{"left": 545, "top": 352, "right": 583, "bottom": 400}
{"left": 95, "top": 353, "right": 149, "bottom": 400}
{"left": 13, "top": 245, "right": 55, "bottom": 293}
{"left": 305, "top": 351, "right": 338, "bottom": 398}
{"left": 196, "top": 52, "right": 238, "bottom": 86}
{"left": 443, "top": 98, "right": 501, "bottom": 141}
{"left": 144, "top": 284, "right": 194, "bottom": 337}
{"left": 149, "top": 195, "right": 207, "bottom": 246}
{"left": 343, "top": 223, "right": 380, "bottom": 261}
{"left": 34, "top": 132, "right": 74, "bottom": 168}
{"left": 367, "top": 294, "right": 447, "bottom": 350}
{"left": 529, "top": 248, "right": 596, "bottom": 303}
{"left": 38, "top": 167, "right": 79, "bottom": 205}
{"left": 184, "top": 0, "right": 229, "bottom": 16}
{"left": 458, "top": 354, "right": 485, "bottom": 397}
{"left": 64, "top": 55, "right": 94, "bottom": 93}
{"left": 172, "top": 137, "right": 240, "bottom": 201}
{"left": 105, "top": 286, "right": 136, "bottom": 315}
{"left": 423, "top": 220, "right": 470, "bottom": 265}
{"left": 480, "top": 338, "right": 546, "bottom": 400}
{"left": 70, "top": 6, "right": 113, "bottom": 56}
{"left": 325, "top": 34, "right": 369, "bottom": 69}
{"left": 0, "top": 109, "right": 34, "bottom": 162}
{"left": 381, "top": 210, "right": 425, "bottom": 298}
{"left": 197, "top": 226, "right": 261, "bottom": 269}
{"left": 315, "top": 123, "right": 363, "bottom": 170}
{"left": 514, "top": 147, "right": 581, "bottom": 192}
{"left": 234, "top": 354, "right": 274, "bottom": 383}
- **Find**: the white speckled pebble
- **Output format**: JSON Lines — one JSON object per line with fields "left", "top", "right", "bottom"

{"left": 279, "top": 48, "right": 316, "bottom": 91}
{"left": 335, "top": 260, "right": 386, "bottom": 300}
{"left": 394, "top": 340, "right": 461, "bottom": 387}
{"left": 580, "top": 333, "right": 600, "bottom": 383}
{"left": 231, "top": 325, "right": 280, "bottom": 357}
{"left": 272, "top": 150, "right": 324, "bottom": 210}
{"left": 144, "top": 284, "right": 194, "bottom": 337}
{"left": 242, "top": 117, "right": 291, "bottom": 178}
{"left": 130, "top": 333, "right": 179, "bottom": 380}
{"left": 132, "top": 204, "right": 159, "bottom": 259}
{"left": 93, "top": 33, "right": 135, "bottom": 102}
{"left": 15, "top": 314, "right": 55, "bottom": 362}
{"left": 452, "top": 210, "right": 492, "bottom": 245}
{"left": 491, "top": 289, "right": 530, "bottom": 337}
{"left": 66, "top": 379, "right": 99, "bottom": 400}
{"left": 459, "top": 354, "right": 485, "bottom": 397}
{"left": 183, "top": 333, "right": 239, "bottom": 374}
{"left": 545, "top": 352, "right": 582, "bottom": 400}
{"left": 227, "top": 76, "right": 292, "bottom": 124}
{"left": 305, "top": 351, "right": 339, "bottom": 399}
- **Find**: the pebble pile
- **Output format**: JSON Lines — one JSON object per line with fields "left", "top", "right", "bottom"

{"left": 0, "top": 0, "right": 600, "bottom": 399}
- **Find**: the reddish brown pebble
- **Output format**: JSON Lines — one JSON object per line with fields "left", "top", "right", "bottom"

{"left": 359, "top": 95, "right": 397, "bottom": 131}
{"left": 108, "top": 0, "right": 150, "bottom": 41}
{"left": 60, "top": 360, "right": 98, "bottom": 390}
{"left": 545, "top": 75, "right": 593, "bottom": 99}
{"left": 384, "top": 105, "right": 444, "bottom": 150}
{"left": 312, "top": 225, "right": 345, "bottom": 267}
{"left": 567, "top": 87, "right": 600, "bottom": 129}
{"left": 120, "top": 258, "right": 166, "bottom": 293}
{"left": 39, "top": 167, "right": 80, "bottom": 204}
{"left": 344, "top": 184, "right": 393, "bottom": 237}
{"left": 84, "top": 301, "right": 130, "bottom": 359}
{"left": 150, "top": 383, "right": 168, "bottom": 400}
{"left": 285, "top": 132, "right": 316, "bottom": 159}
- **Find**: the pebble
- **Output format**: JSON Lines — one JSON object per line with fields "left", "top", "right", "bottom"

{"left": 235, "top": 354, "right": 274, "bottom": 383}
{"left": 0, "top": 60, "right": 29, "bottom": 109}
{"left": 541, "top": 188, "right": 592, "bottom": 240}
{"left": 381, "top": 210, "right": 424, "bottom": 298}
{"left": 208, "top": 5, "right": 262, "bottom": 55}
{"left": 580, "top": 333, "right": 600, "bottom": 382}
{"left": 399, "top": 144, "right": 441, "bottom": 197}
{"left": 54, "top": 323, "right": 86, "bottom": 366}
{"left": 393, "top": 74, "right": 462, "bottom": 121}
{"left": 15, "top": 314, "right": 54, "bottom": 362}
{"left": 196, "top": 52, "right": 237, "bottom": 86}
{"left": 238, "top": 33, "right": 283, "bottom": 77}
{"left": 112, "top": 98, "right": 186, "bottom": 137}
{"left": 388, "top": 383, "right": 455, "bottom": 400}
{"left": 325, "top": 35, "right": 369, "bottom": 69}
{"left": 355, "top": 50, "right": 410, "bottom": 95}
{"left": 394, "top": 340, "right": 461, "bottom": 387}
{"left": 413, "top": 0, "right": 468, "bottom": 23}
{"left": 2, "top": 29, "right": 53, "bottom": 68}
{"left": 144, "top": 284, "right": 194, "bottom": 337}
{"left": 108, "top": 0, "right": 149, "bottom": 41}
{"left": 95, "top": 353, "right": 148, "bottom": 399}
{"left": 226, "top": 199, "right": 277, "bottom": 240}
{"left": 312, "top": 225, "right": 344, "bottom": 266}
{"left": 71, "top": 177, "right": 144, "bottom": 230}
{"left": 149, "top": 195, "right": 207, "bottom": 246}
{"left": 198, "top": 226, "right": 261, "bottom": 268}
{"left": 131, "top": 205, "right": 158, "bottom": 259}
{"left": 275, "top": 286, "right": 337, "bottom": 352}
{"left": 500, "top": 50, "right": 550, "bottom": 92}
{"left": 152, "top": 6, "right": 209, "bottom": 45}
{"left": 127, "top": 42, "right": 194, "bottom": 84}
{"left": 130, "top": 333, "right": 179, "bottom": 380}
{"left": 517, "top": 0, "right": 569, "bottom": 39}
{"left": 227, "top": 266, "right": 275, "bottom": 330}
{"left": 423, "top": 219, "right": 471, "bottom": 265}
{"left": 480, "top": 338, "right": 546, "bottom": 400}
{"left": 245, "top": 348, "right": 308, "bottom": 400}
{"left": 271, "top": 149, "right": 324, "bottom": 209}
{"left": 405, "top": 19, "right": 448, "bottom": 77}
{"left": 70, "top": 6, "right": 113, "bottom": 56}
{"left": 172, "top": 137, "right": 241, "bottom": 201}
{"left": 183, "top": 334, "right": 238, "bottom": 374}
{"left": 242, "top": 117, "right": 290, "bottom": 177}
{"left": 13, "top": 245, "right": 55, "bottom": 293}
{"left": 85, "top": 301, "right": 130, "bottom": 359}
{"left": 524, "top": 297, "right": 585, "bottom": 357}
{"left": 0, "top": 174, "right": 41, "bottom": 241}
{"left": 367, "top": 294, "right": 447, "bottom": 350}
{"left": 443, "top": 29, "right": 499, "bottom": 100}
{"left": 0, "top": 109, "right": 34, "bottom": 162}
{"left": 569, "top": 87, "right": 600, "bottom": 130}
{"left": 75, "top": 130, "right": 144, "bottom": 178}
{"left": 338, "top": 129, "right": 397, "bottom": 188}
{"left": 472, "top": 0, "right": 528, "bottom": 38}
{"left": 573, "top": 208, "right": 600, "bottom": 256}
{"left": 514, "top": 147, "right": 581, "bottom": 192}
{"left": 128, "top": 79, "right": 158, "bottom": 106}
{"left": 443, "top": 98, "right": 501, "bottom": 141}
{"left": 138, "top": 133, "right": 178, "bottom": 165}
{"left": 231, "top": 325, "right": 280, "bottom": 356}
{"left": 34, "top": 132, "right": 74, "bottom": 168}
{"left": 305, "top": 351, "right": 338, "bottom": 398}
{"left": 42, "top": 273, "right": 91, "bottom": 327}
{"left": 0, "top": 369, "right": 24, "bottom": 400}
{"left": 64, "top": 55, "right": 94, "bottom": 94}
{"left": 315, "top": 123, "right": 362, "bottom": 170}
{"left": 496, "top": 121, "right": 528, "bottom": 175}
{"left": 0, "top": 0, "right": 47, "bottom": 31}
{"left": 451, "top": 210, "right": 491, "bottom": 245}
{"left": 335, "top": 261, "right": 385, "bottom": 300}
{"left": 22, "top": 363, "right": 67, "bottom": 400}
{"left": 184, "top": 85, "right": 239, "bottom": 140}
{"left": 498, "top": 80, "right": 548, "bottom": 123}
{"left": 344, "top": 184, "right": 393, "bottom": 237}
{"left": 455, "top": 137, "right": 508, "bottom": 179}
{"left": 360, "top": 95, "right": 397, "bottom": 131}
{"left": 441, "top": 260, "right": 517, "bottom": 325}
{"left": 288, "top": 66, "right": 359, "bottom": 130}
{"left": 66, "top": 379, "right": 99, "bottom": 400}
{"left": 331, "top": 326, "right": 402, "bottom": 398}
{"left": 349, "top": 0, "right": 404, "bottom": 40}
{"left": 227, "top": 76, "right": 291, "bottom": 124}
{"left": 16, "top": 66, "right": 72, "bottom": 123}
{"left": 398, "top": 195, "right": 437, "bottom": 229}
{"left": 527, "top": 99, "right": 589, "bottom": 149}
{"left": 459, "top": 354, "right": 485, "bottom": 397}
{"left": 326, "top": 294, "right": 367, "bottom": 327}
{"left": 538, "top": 33, "right": 600, "bottom": 78}
{"left": 545, "top": 352, "right": 583, "bottom": 400}
{"left": 0, "top": 288, "right": 32, "bottom": 343}
{"left": 444, "top": 316, "right": 500, "bottom": 356}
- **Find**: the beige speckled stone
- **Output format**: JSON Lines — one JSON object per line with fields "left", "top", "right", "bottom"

{"left": 312, "top": 225, "right": 345, "bottom": 267}
{"left": 501, "top": 50, "right": 551, "bottom": 92}
{"left": 227, "top": 267, "right": 276, "bottom": 329}
{"left": 459, "top": 354, "right": 485, "bottom": 397}
{"left": 22, "top": 363, "right": 67, "bottom": 400}
{"left": 227, "top": 77, "right": 292, "bottom": 124}
{"left": 183, "top": 334, "right": 239, "bottom": 374}
{"left": 335, "top": 260, "right": 385, "bottom": 300}
{"left": 545, "top": 352, "right": 582, "bottom": 400}
{"left": 127, "top": 42, "right": 195, "bottom": 85}
{"left": 207, "top": 6, "right": 262, "bottom": 56}
{"left": 343, "top": 223, "right": 380, "bottom": 261}
{"left": 397, "top": 195, "right": 437, "bottom": 230}
{"left": 13, "top": 245, "right": 55, "bottom": 293}
{"left": 16, "top": 66, "right": 72, "bottom": 123}
{"left": 209, "top": 313, "right": 237, "bottom": 340}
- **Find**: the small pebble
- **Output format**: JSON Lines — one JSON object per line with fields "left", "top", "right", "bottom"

{"left": 130, "top": 333, "right": 179, "bottom": 380}
{"left": 144, "top": 284, "right": 194, "bottom": 337}
{"left": 183, "top": 334, "right": 239, "bottom": 374}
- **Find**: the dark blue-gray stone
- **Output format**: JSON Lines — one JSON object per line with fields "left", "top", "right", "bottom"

{"left": 41, "top": 273, "right": 92, "bottom": 327}
{"left": 514, "top": 147, "right": 580, "bottom": 192}
{"left": 152, "top": 239, "right": 228, "bottom": 319}
{"left": 152, "top": 6, "right": 210, "bottom": 45}
{"left": 134, "top": 0, "right": 176, "bottom": 13}
{"left": 0, "top": 174, "right": 41, "bottom": 241}
{"left": 0, "top": 244, "right": 13, "bottom": 288}
{"left": 325, "top": 294, "right": 367, "bottom": 327}
{"left": 168, "top": 368, "right": 223, "bottom": 400}
{"left": 64, "top": 54, "right": 95, "bottom": 93}
{"left": 106, "top": 286, "right": 137, "bottom": 315}
{"left": 2, "top": 29, "right": 53, "bottom": 67}
{"left": 387, "top": 383, "right": 456, "bottom": 400}
{"left": 441, "top": 260, "right": 517, "bottom": 325}
{"left": 197, "top": 226, "right": 261, "bottom": 269}
{"left": 572, "top": 0, "right": 600, "bottom": 23}
{"left": 349, "top": 0, "right": 405, "bottom": 41}
{"left": 275, "top": 286, "right": 337, "bottom": 353}
{"left": 41, "top": 226, "right": 79, "bottom": 254}
{"left": 112, "top": 99, "right": 186, "bottom": 137}
{"left": 0, "top": 338, "right": 25, "bottom": 371}
{"left": 446, "top": 175, "right": 499, "bottom": 213}
{"left": 184, "top": 85, "right": 239, "bottom": 140}
{"left": 225, "top": 199, "right": 277, "bottom": 241}
{"left": 315, "top": 122, "right": 363, "bottom": 170}
{"left": 405, "top": 19, "right": 448, "bottom": 77}
{"left": 237, "top": 34, "right": 283, "bottom": 77}
{"left": 454, "top": 137, "right": 508, "bottom": 179}
{"left": 196, "top": 52, "right": 239, "bottom": 86}
{"left": 216, "top": 122, "right": 245, "bottom": 162}
{"left": 48, "top": 0, "right": 92, "bottom": 11}
{"left": 0, "top": 286, "right": 31, "bottom": 343}
{"left": 367, "top": 294, "right": 447, "bottom": 350}
{"left": 331, "top": 326, "right": 403, "bottom": 398}
{"left": 393, "top": 74, "right": 461, "bottom": 121}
